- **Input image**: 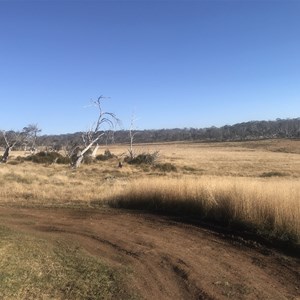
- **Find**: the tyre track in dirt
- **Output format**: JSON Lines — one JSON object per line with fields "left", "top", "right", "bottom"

{"left": 0, "top": 206, "right": 299, "bottom": 300}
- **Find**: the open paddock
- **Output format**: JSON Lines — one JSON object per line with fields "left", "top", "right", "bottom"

{"left": 1, "top": 139, "right": 300, "bottom": 299}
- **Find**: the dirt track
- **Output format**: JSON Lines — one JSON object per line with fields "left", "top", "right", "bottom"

{"left": 0, "top": 206, "right": 299, "bottom": 300}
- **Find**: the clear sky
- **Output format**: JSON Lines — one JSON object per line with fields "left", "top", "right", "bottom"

{"left": 0, "top": 0, "right": 299, "bottom": 134}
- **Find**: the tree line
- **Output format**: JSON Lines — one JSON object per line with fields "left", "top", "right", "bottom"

{"left": 1, "top": 103, "right": 299, "bottom": 168}
{"left": 36, "top": 118, "right": 300, "bottom": 150}
{"left": 2, "top": 118, "right": 299, "bottom": 154}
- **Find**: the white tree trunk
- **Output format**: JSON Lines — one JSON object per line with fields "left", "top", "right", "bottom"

{"left": 91, "top": 144, "right": 99, "bottom": 158}
{"left": 1, "top": 146, "right": 11, "bottom": 163}
{"left": 74, "top": 151, "right": 84, "bottom": 168}
{"left": 72, "top": 133, "right": 104, "bottom": 168}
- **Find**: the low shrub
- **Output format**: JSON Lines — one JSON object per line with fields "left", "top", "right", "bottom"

{"left": 56, "top": 156, "right": 71, "bottom": 164}
{"left": 96, "top": 149, "right": 115, "bottom": 161}
{"left": 125, "top": 151, "right": 159, "bottom": 165}
{"left": 16, "top": 156, "right": 25, "bottom": 162}
{"left": 83, "top": 155, "right": 94, "bottom": 165}
{"left": 25, "top": 152, "right": 70, "bottom": 165}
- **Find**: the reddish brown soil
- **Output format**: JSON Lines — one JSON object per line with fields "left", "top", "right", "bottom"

{"left": 0, "top": 206, "right": 299, "bottom": 300}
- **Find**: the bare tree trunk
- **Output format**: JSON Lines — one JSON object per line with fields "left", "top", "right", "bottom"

{"left": 2, "top": 146, "right": 11, "bottom": 163}
{"left": 129, "top": 134, "right": 135, "bottom": 160}
{"left": 73, "top": 150, "right": 84, "bottom": 169}
{"left": 91, "top": 144, "right": 99, "bottom": 158}
{"left": 128, "top": 113, "right": 138, "bottom": 160}
{"left": 72, "top": 134, "right": 104, "bottom": 168}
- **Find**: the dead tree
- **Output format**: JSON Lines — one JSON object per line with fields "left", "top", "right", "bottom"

{"left": 1, "top": 125, "right": 39, "bottom": 163}
{"left": 128, "top": 113, "right": 139, "bottom": 160}
{"left": 91, "top": 143, "right": 99, "bottom": 158}
{"left": 71, "top": 134, "right": 104, "bottom": 168}
{"left": 70, "top": 95, "right": 119, "bottom": 168}
{"left": 1, "top": 129, "right": 22, "bottom": 163}
{"left": 1, "top": 144, "right": 13, "bottom": 164}
{"left": 22, "top": 124, "right": 41, "bottom": 153}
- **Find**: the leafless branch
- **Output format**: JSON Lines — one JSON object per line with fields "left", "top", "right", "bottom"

{"left": 128, "top": 112, "right": 139, "bottom": 160}
{"left": 1, "top": 131, "right": 10, "bottom": 147}
{"left": 71, "top": 95, "right": 119, "bottom": 168}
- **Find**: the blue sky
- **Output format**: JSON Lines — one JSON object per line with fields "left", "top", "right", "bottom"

{"left": 0, "top": 0, "right": 299, "bottom": 134}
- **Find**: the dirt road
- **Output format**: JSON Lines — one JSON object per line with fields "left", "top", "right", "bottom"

{"left": 0, "top": 206, "right": 299, "bottom": 300}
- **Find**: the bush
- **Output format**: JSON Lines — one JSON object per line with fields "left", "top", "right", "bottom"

{"left": 83, "top": 155, "right": 94, "bottom": 165}
{"left": 56, "top": 156, "right": 71, "bottom": 164}
{"left": 96, "top": 149, "right": 115, "bottom": 161}
{"left": 125, "top": 151, "right": 159, "bottom": 165}
{"left": 25, "top": 152, "right": 70, "bottom": 165}
{"left": 16, "top": 156, "right": 25, "bottom": 162}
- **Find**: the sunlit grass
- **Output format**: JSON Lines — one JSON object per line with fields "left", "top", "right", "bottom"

{"left": 108, "top": 177, "right": 300, "bottom": 244}
{"left": 0, "top": 162, "right": 128, "bottom": 206}
{"left": 1, "top": 139, "right": 300, "bottom": 245}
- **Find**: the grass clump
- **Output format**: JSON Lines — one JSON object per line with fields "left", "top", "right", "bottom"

{"left": 260, "top": 171, "right": 287, "bottom": 177}
{"left": 6, "top": 160, "right": 22, "bottom": 165}
{"left": 153, "top": 163, "right": 177, "bottom": 172}
{"left": 4, "top": 172, "right": 35, "bottom": 184}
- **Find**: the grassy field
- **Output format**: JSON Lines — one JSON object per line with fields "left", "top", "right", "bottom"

{"left": 1, "top": 139, "right": 299, "bottom": 243}
{"left": 1, "top": 139, "right": 299, "bottom": 298}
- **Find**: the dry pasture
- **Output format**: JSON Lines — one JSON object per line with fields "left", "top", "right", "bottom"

{"left": 0, "top": 139, "right": 300, "bottom": 299}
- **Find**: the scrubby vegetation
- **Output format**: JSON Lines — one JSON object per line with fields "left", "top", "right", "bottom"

{"left": 125, "top": 151, "right": 159, "bottom": 165}
{"left": 24, "top": 151, "right": 70, "bottom": 165}
{"left": 96, "top": 149, "right": 115, "bottom": 161}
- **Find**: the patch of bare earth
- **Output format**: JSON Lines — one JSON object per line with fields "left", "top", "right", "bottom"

{"left": 0, "top": 206, "right": 299, "bottom": 300}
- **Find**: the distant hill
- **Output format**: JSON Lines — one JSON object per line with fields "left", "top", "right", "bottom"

{"left": 36, "top": 118, "right": 300, "bottom": 149}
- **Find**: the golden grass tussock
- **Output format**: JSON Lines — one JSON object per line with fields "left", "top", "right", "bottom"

{"left": 109, "top": 177, "right": 300, "bottom": 244}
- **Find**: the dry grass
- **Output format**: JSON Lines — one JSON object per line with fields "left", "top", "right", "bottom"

{"left": 109, "top": 177, "right": 300, "bottom": 244}
{"left": 0, "top": 225, "right": 129, "bottom": 300}
{"left": 0, "top": 161, "right": 129, "bottom": 206}
{"left": 1, "top": 139, "right": 300, "bottom": 245}
{"left": 105, "top": 139, "right": 300, "bottom": 177}
{"left": 0, "top": 139, "right": 299, "bottom": 299}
